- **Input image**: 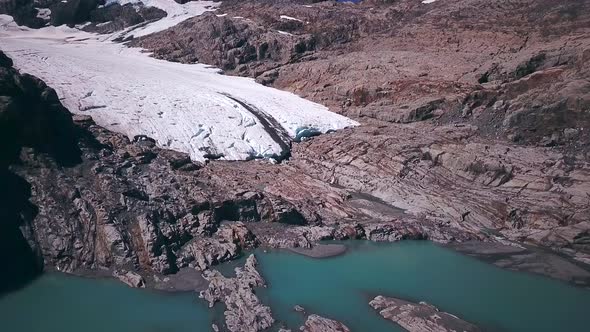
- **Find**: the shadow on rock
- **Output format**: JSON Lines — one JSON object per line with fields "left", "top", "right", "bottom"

{"left": 0, "top": 50, "right": 84, "bottom": 295}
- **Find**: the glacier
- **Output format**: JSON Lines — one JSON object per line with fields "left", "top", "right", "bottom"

{"left": 0, "top": 8, "right": 358, "bottom": 163}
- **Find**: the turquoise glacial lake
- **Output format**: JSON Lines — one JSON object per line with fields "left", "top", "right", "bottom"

{"left": 1, "top": 241, "right": 589, "bottom": 332}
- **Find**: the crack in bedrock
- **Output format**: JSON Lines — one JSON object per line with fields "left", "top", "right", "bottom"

{"left": 221, "top": 93, "right": 293, "bottom": 160}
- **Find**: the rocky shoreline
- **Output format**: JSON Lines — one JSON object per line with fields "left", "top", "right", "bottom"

{"left": 448, "top": 241, "right": 590, "bottom": 288}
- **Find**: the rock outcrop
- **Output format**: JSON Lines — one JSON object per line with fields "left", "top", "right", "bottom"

{"left": 0, "top": 0, "right": 44, "bottom": 28}
{"left": 369, "top": 295, "right": 480, "bottom": 332}
{"left": 200, "top": 254, "right": 274, "bottom": 332}
{"left": 83, "top": 3, "right": 166, "bottom": 34}
{"left": 177, "top": 222, "right": 258, "bottom": 271}
{"left": 300, "top": 314, "right": 350, "bottom": 332}
{"left": 113, "top": 269, "right": 146, "bottom": 288}
{"left": 49, "top": 0, "right": 100, "bottom": 26}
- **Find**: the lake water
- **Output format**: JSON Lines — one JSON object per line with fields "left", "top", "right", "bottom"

{"left": 0, "top": 273, "right": 213, "bottom": 332}
{"left": 1, "top": 241, "right": 589, "bottom": 332}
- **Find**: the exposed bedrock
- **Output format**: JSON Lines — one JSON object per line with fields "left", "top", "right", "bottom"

{"left": 369, "top": 295, "right": 481, "bottom": 332}
{"left": 134, "top": 0, "right": 590, "bottom": 269}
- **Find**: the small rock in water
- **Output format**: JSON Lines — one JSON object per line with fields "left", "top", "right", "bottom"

{"left": 294, "top": 304, "right": 305, "bottom": 312}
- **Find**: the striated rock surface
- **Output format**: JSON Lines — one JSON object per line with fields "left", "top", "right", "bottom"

{"left": 200, "top": 254, "right": 274, "bottom": 332}
{"left": 299, "top": 314, "right": 350, "bottom": 332}
{"left": 370, "top": 295, "right": 480, "bottom": 332}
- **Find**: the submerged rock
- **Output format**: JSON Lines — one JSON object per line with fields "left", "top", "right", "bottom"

{"left": 199, "top": 255, "right": 274, "bottom": 332}
{"left": 300, "top": 314, "right": 350, "bottom": 332}
{"left": 369, "top": 295, "right": 480, "bottom": 332}
{"left": 294, "top": 304, "right": 305, "bottom": 312}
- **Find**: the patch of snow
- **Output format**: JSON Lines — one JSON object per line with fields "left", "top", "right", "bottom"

{"left": 96, "top": 21, "right": 112, "bottom": 27}
{"left": 108, "top": 0, "right": 219, "bottom": 39}
{"left": 422, "top": 0, "right": 437, "bottom": 3}
{"left": 232, "top": 16, "right": 244, "bottom": 19}
{"left": 303, "top": 5, "right": 313, "bottom": 8}
{"left": 279, "top": 15, "right": 303, "bottom": 23}
{"left": 277, "top": 30, "right": 293, "bottom": 36}
{"left": 0, "top": 17, "right": 358, "bottom": 162}
{"left": 216, "top": 13, "right": 227, "bottom": 17}
{"left": 75, "top": 22, "right": 92, "bottom": 29}
{"left": 36, "top": 8, "right": 51, "bottom": 20}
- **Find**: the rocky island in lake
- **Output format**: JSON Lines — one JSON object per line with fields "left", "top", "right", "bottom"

{"left": 1, "top": 0, "right": 590, "bottom": 331}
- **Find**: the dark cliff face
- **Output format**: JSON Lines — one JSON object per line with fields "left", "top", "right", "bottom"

{"left": 0, "top": 0, "right": 166, "bottom": 29}
{"left": 0, "top": 50, "right": 81, "bottom": 294}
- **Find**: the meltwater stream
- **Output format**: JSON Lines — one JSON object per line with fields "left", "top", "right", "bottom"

{"left": 1, "top": 241, "right": 589, "bottom": 332}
